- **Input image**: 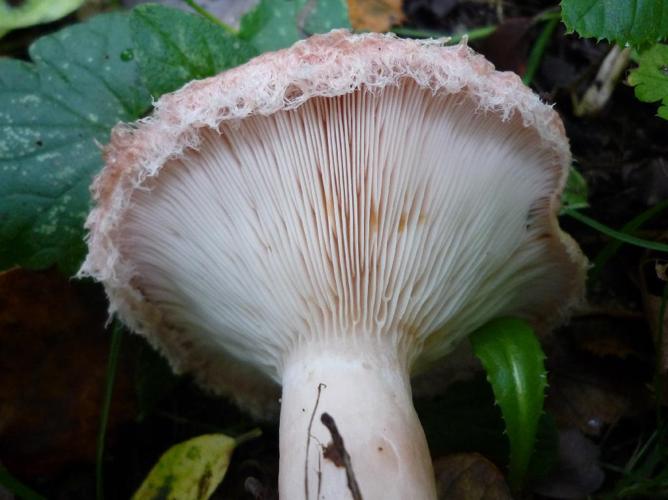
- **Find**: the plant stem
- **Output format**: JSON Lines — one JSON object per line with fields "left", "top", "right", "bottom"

{"left": 181, "top": 0, "right": 238, "bottom": 35}
{"left": 656, "top": 283, "right": 668, "bottom": 423}
{"left": 234, "top": 427, "right": 263, "bottom": 446}
{"left": 96, "top": 322, "right": 123, "bottom": 500}
{"left": 523, "top": 15, "right": 559, "bottom": 85}
{"left": 392, "top": 25, "right": 497, "bottom": 45}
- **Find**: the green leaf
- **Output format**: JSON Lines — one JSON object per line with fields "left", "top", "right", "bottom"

{"left": 528, "top": 413, "right": 559, "bottom": 482}
{"left": 133, "top": 430, "right": 261, "bottom": 500}
{"left": 239, "top": 0, "right": 350, "bottom": 53}
{"left": 130, "top": 4, "right": 258, "bottom": 97}
{"left": 561, "top": 166, "right": 589, "bottom": 213}
{"left": 470, "top": 318, "right": 547, "bottom": 491}
{"left": 628, "top": 43, "right": 668, "bottom": 120}
{"left": 561, "top": 0, "right": 668, "bottom": 48}
{"left": 0, "top": 13, "right": 152, "bottom": 274}
{"left": 0, "top": 0, "right": 85, "bottom": 35}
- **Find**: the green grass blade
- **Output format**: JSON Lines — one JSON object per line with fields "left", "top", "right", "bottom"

{"left": 565, "top": 208, "right": 668, "bottom": 253}
{"left": 656, "top": 283, "right": 668, "bottom": 422}
{"left": 391, "top": 25, "right": 497, "bottom": 43}
{"left": 96, "top": 321, "right": 124, "bottom": 500}
{"left": 0, "top": 466, "right": 45, "bottom": 500}
{"left": 523, "top": 16, "right": 560, "bottom": 86}
{"left": 591, "top": 199, "right": 668, "bottom": 278}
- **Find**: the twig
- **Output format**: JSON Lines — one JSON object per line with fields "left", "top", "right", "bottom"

{"left": 320, "top": 412, "right": 363, "bottom": 500}
{"left": 572, "top": 45, "right": 632, "bottom": 116}
{"left": 305, "top": 383, "right": 326, "bottom": 499}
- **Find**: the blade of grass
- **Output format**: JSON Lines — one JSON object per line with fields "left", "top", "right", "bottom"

{"left": 0, "top": 466, "right": 45, "bottom": 500}
{"left": 656, "top": 282, "right": 668, "bottom": 422}
{"left": 181, "top": 0, "right": 238, "bottom": 34}
{"left": 564, "top": 209, "right": 668, "bottom": 253}
{"left": 591, "top": 199, "right": 668, "bottom": 279}
{"left": 523, "top": 15, "right": 559, "bottom": 85}
{"left": 535, "top": 9, "right": 561, "bottom": 22}
{"left": 391, "top": 25, "right": 497, "bottom": 44}
{"left": 96, "top": 321, "right": 123, "bottom": 500}
{"left": 392, "top": 8, "right": 558, "bottom": 45}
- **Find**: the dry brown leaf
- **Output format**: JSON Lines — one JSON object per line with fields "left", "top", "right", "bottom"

{"left": 575, "top": 328, "right": 639, "bottom": 359}
{"left": 547, "top": 367, "right": 646, "bottom": 436}
{"left": 348, "top": 0, "right": 404, "bottom": 32}
{"left": 433, "top": 453, "right": 511, "bottom": 500}
{"left": 476, "top": 17, "right": 533, "bottom": 75}
{"left": 0, "top": 268, "right": 135, "bottom": 477}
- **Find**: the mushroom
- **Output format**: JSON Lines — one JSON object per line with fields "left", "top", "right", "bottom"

{"left": 80, "top": 31, "right": 586, "bottom": 499}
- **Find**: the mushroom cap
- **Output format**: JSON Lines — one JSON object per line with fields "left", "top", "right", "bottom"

{"left": 80, "top": 30, "right": 586, "bottom": 419}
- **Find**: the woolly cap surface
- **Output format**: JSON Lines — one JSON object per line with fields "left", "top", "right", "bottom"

{"left": 80, "top": 30, "right": 586, "bottom": 418}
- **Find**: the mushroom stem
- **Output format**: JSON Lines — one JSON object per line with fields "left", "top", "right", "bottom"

{"left": 279, "top": 343, "right": 437, "bottom": 500}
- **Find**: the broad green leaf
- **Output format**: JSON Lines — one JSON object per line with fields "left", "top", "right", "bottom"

{"left": 628, "top": 43, "right": 668, "bottom": 120}
{"left": 133, "top": 430, "right": 261, "bottom": 500}
{"left": 239, "top": 0, "right": 350, "bottom": 53}
{"left": 561, "top": 0, "right": 668, "bottom": 48}
{"left": 0, "top": 13, "right": 152, "bottom": 274}
{"left": 561, "top": 166, "right": 589, "bottom": 213}
{"left": 528, "top": 413, "right": 559, "bottom": 482}
{"left": 130, "top": 4, "right": 258, "bottom": 97}
{"left": 470, "top": 318, "right": 547, "bottom": 491}
{"left": 0, "top": 0, "right": 84, "bottom": 35}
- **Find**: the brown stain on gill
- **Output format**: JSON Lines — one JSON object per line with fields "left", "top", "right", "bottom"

{"left": 370, "top": 207, "right": 378, "bottom": 233}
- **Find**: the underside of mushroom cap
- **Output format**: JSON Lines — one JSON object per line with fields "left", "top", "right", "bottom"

{"left": 80, "top": 30, "right": 586, "bottom": 419}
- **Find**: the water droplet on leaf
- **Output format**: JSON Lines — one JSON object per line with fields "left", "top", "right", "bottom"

{"left": 120, "top": 49, "right": 134, "bottom": 62}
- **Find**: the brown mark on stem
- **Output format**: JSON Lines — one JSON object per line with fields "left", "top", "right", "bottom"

{"left": 320, "top": 412, "right": 364, "bottom": 500}
{"left": 305, "top": 383, "right": 326, "bottom": 499}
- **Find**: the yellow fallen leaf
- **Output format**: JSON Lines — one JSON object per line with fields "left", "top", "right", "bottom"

{"left": 348, "top": 0, "right": 404, "bottom": 32}
{"left": 133, "top": 430, "right": 261, "bottom": 500}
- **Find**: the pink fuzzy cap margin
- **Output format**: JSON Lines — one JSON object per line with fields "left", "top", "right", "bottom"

{"left": 80, "top": 30, "right": 586, "bottom": 418}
